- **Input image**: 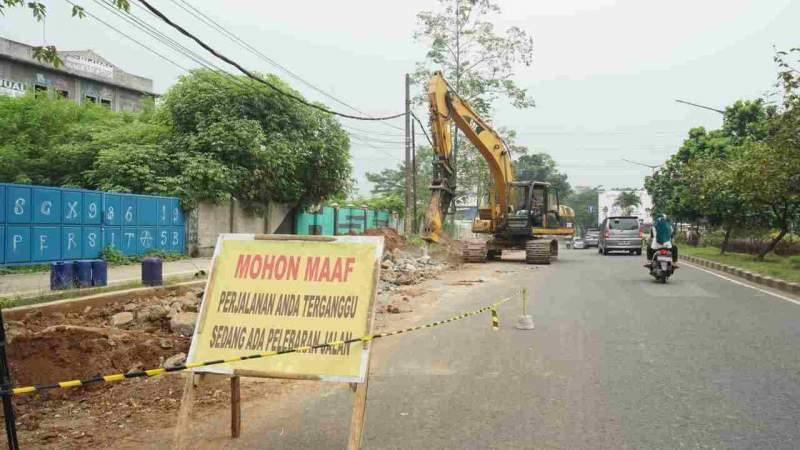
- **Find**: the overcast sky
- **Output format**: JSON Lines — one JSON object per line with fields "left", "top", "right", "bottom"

{"left": 2, "top": 0, "right": 797, "bottom": 193}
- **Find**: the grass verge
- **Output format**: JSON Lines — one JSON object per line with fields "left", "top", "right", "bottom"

{"left": 681, "top": 246, "right": 800, "bottom": 284}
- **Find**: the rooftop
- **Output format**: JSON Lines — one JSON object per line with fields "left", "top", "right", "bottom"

{"left": 0, "top": 36, "right": 156, "bottom": 95}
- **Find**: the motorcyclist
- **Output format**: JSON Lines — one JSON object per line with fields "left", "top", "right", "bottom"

{"left": 645, "top": 215, "right": 678, "bottom": 267}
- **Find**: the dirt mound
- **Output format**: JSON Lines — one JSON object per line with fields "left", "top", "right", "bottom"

{"left": 8, "top": 325, "right": 189, "bottom": 398}
{"left": 364, "top": 227, "right": 404, "bottom": 252}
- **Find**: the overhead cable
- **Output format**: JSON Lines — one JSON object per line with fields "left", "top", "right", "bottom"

{"left": 135, "top": 0, "right": 405, "bottom": 122}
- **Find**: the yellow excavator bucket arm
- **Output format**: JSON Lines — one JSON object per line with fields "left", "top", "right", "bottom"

{"left": 422, "top": 71, "right": 514, "bottom": 243}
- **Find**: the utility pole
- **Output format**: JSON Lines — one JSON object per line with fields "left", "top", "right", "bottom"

{"left": 412, "top": 120, "right": 418, "bottom": 233}
{"left": 451, "top": 0, "right": 461, "bottom": 226}
{"left": 404, "top": 73, "right": 412, "bottom": 235}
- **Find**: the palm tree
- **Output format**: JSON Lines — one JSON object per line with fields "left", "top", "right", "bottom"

{"left": 614, "top": 191, "right": 641, "bottom": 216}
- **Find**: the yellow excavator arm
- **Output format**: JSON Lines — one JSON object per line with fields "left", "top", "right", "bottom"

{"left": 422, "top": 71, "right": 515, "bottom": 243}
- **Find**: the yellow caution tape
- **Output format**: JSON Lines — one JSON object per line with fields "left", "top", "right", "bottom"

{"left": 3, "top": 295, "right": 512, "bottom": 396}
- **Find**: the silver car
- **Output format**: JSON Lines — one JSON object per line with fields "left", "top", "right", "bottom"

{"left": 584, "top": 229, "right": 599, "bottom": 247}
{"left": 598, "top": 216, "right": 642, "bottom": 255}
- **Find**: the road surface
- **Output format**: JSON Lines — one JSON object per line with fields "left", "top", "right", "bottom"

{"left": 190, "top": 249, "right": 800, "bottom": 449}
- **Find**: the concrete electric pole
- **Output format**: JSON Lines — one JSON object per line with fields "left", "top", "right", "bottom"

{"left": 404, "top": 73, "right": 413, "bottom": 235}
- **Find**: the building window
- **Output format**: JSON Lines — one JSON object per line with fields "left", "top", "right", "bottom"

{"left": 84, "top": 95, "right": 97, "bottom": 104}
{"left": 34, "top": 84, "right": 48, "bottom": 97}
{"left": 100, "top": 98, "right": 112, "bottom": 108}
{"left": 56, "top": 90, "right": 69, "bottom": 99}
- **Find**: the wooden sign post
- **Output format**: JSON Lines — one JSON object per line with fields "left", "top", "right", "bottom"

{"left": 173, "top": 234, "right": 382, "bottom": 449}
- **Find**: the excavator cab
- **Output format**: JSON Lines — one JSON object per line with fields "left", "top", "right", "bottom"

{"left": 505, "top": 181, "right": 562, "bottom": 235}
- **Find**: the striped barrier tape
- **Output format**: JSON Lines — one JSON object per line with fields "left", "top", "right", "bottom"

{"left": 2, "top": 295, "right": 514, "bottom": 396}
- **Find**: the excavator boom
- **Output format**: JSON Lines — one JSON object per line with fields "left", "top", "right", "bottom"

{"left": 422, "top": 71, "right": 515, "bottom": 243}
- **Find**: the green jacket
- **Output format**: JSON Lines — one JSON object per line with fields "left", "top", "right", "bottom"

{"left": 653, "top": 218, "right": 673, "bottom": 244}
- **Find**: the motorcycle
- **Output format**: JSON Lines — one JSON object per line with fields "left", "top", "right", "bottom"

{"left": 649, "top": 248, "right": 674, "bottom": 283}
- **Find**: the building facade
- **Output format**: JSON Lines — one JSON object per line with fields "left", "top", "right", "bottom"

{"left": 598, "top": 189, "right": 653, "bottom": 226}
{"left": 0, "top": 37, "right": 155, "bottom": 111}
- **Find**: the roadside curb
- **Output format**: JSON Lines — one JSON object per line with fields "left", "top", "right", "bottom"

{"left": 2, "top": 279, "right": 207, "bottom": 321}
{"left": 681, "top": 255, "right": 800, "bottom": 296}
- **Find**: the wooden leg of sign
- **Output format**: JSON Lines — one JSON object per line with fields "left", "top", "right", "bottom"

{"left": 346, "top": 376, "right": 370, "bottom": 450}
{"left": 230, "top": 376, "right": 241, "bottom": 438}
{"left": 172, "top": 373, "right": 198, "bottom": 450}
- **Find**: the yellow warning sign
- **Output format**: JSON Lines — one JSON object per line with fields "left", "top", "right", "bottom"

{"left": 187, "top": 234, "right": 382, "bottom": 382}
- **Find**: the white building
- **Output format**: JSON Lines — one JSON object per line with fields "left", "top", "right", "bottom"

{"left": 597, "top": 190, "right": 653, "bottom": 226}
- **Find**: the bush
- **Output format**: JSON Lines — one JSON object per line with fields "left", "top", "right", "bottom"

{"left": 99, "top": 246, "right": 187, "bottom": 265}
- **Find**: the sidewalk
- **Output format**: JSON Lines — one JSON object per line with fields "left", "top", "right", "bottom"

{"left": 0, "top": 258, "right": 211, "bottom": 299}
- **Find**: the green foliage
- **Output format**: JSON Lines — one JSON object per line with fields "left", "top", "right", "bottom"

{"left": 99, "top": 245, "right": 187, "bottom": 266}
{"left": 365, "top": 147, "right": 433, "bottom": 224}
{"left": 681, "top": 245, "right": 800, "bottom": 284}
{"left": 0, "top": 93, "right": 163, "bottom": 186}
{"left": 413, "top": 0, "right": 534, "bottom": 114}
{"left": 356, "top": 195, "right": 404, "bottom": 214}
{"left": 0, "top": 70, "right": 352, "bottom": 210}
{"left": 564, "top": 186, "right": 600, "bottom": 234}
{"left": 646, "top": 75, "right": 800, "bottom": 258}
{"left": 99, "top": 246, "right": 128, "bottom": 265}
{"left": 412, "top": 0, "right": 535, "bottom": 209}
{"left": 513, "top": 151, "right": 572, "bottom": 198}
{"left": 160, "top": 70, "right": 352, "bottom": 209}
{"left": 614, "top": 190, "right": 641, "bottom": 216}
{"left": 0, "top": 264, "right": 49, "bottom": 275}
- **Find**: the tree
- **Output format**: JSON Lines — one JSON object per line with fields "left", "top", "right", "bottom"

{"left": 614, "top": 191, "right": 641, "bottom": 216}
{"left": 564, "top": 186, "right": 600, "bottom": 234}
{"left": 513, "top": 152, "right": 572, "bottom": 198}
{"left": 413, "top": 0, "right": 534, "bottom": 114}
{"left": 365, "top": 147, "right": 434, "bottom": 222}
{"left": 0, "top": 70, "right": 353, "bottom": 210}
{"left": 0, "top": 92, "right": 163, "bottom": 187}
{"left": 159, "top": 70, "right": 352, "bottom": 209}
{"left": 413, "top": 0, "right": 534, "bottom": 207}
{"left": 646, "top": 100, "right": 771, "bottom": 222}
{"left": 687, "top": 153, "right": 765, "bottom": 254}
{"left": 729, "top": 139, "right": 800, "bottom": 259}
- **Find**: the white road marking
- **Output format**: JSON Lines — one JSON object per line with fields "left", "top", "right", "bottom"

{"left": 682, "top": 261, "right": 800, "bottom": 306}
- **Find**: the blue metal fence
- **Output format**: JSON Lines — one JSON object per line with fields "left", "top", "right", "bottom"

{"left": 0, "top": 183, "right": 185, "bottom": 265}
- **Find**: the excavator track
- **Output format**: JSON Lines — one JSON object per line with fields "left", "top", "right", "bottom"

{"left": 461, "top": 240, "right": 488, "bottom": 263}
{"left": 525, "top": 240, "right": 551, "bottom": 265}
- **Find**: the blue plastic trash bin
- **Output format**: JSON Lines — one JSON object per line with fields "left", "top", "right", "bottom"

{"left": 141, "top": 257, "right": 163, "bottom": 286}
{"left": 50, "top": 262, "right": 74, "bottom": 290}
{"left": 91, "top": 259, "right": 108, "bottom": 287}
{"left": 75, "top": 260, "right": 93, "bottom": 288}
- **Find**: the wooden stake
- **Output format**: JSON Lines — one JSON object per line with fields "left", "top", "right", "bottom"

{"left": 172, "top": 373, "right": 198, "bottom": 450}
{"left": 346, "top": 376, "right": 370, "bottom": 450}
{"left": 231, "top": 376, "right": 241, "bottom": 438}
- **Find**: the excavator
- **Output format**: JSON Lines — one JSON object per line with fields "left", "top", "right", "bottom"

{"left": 421, "top": 71, "right": 575, "bottom": 264}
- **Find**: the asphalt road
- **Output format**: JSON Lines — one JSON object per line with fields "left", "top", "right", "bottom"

{"left": 242, "top": 248, "right": 800, "bottom": 449}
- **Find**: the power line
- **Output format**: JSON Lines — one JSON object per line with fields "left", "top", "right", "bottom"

{"left": 410, "top": 111, "right": 433, "bottom": 148}
{"left": 346, "top": 132, "right": 405, "bottom": 145}
{"left": 340, "top": 124, "right": 405, "bottom": 137}
{"left": 65, "top": 1, "right": 403, "bottom": 169}
{"left": 135, "top": 0, "right": 405, "bottom": 122}
{"left": 62, "top": 0, "right": 191, "bottom": 73}
{"left": 94, "top": 0, "right": 222, "bottom": 74}
{"left": 166, "top": 0, "right": 404, "bottom": 132}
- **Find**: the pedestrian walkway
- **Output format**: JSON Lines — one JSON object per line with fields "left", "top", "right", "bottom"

{"left": 0, "top": 258, "right": 210, "bottom": 299}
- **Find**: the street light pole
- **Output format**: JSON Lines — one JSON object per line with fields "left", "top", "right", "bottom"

{"left": 622, "top": 159, "right": 661, "bottom": 176}
{"left": 674, "top": 99, "right": 725, "bottom": 115}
